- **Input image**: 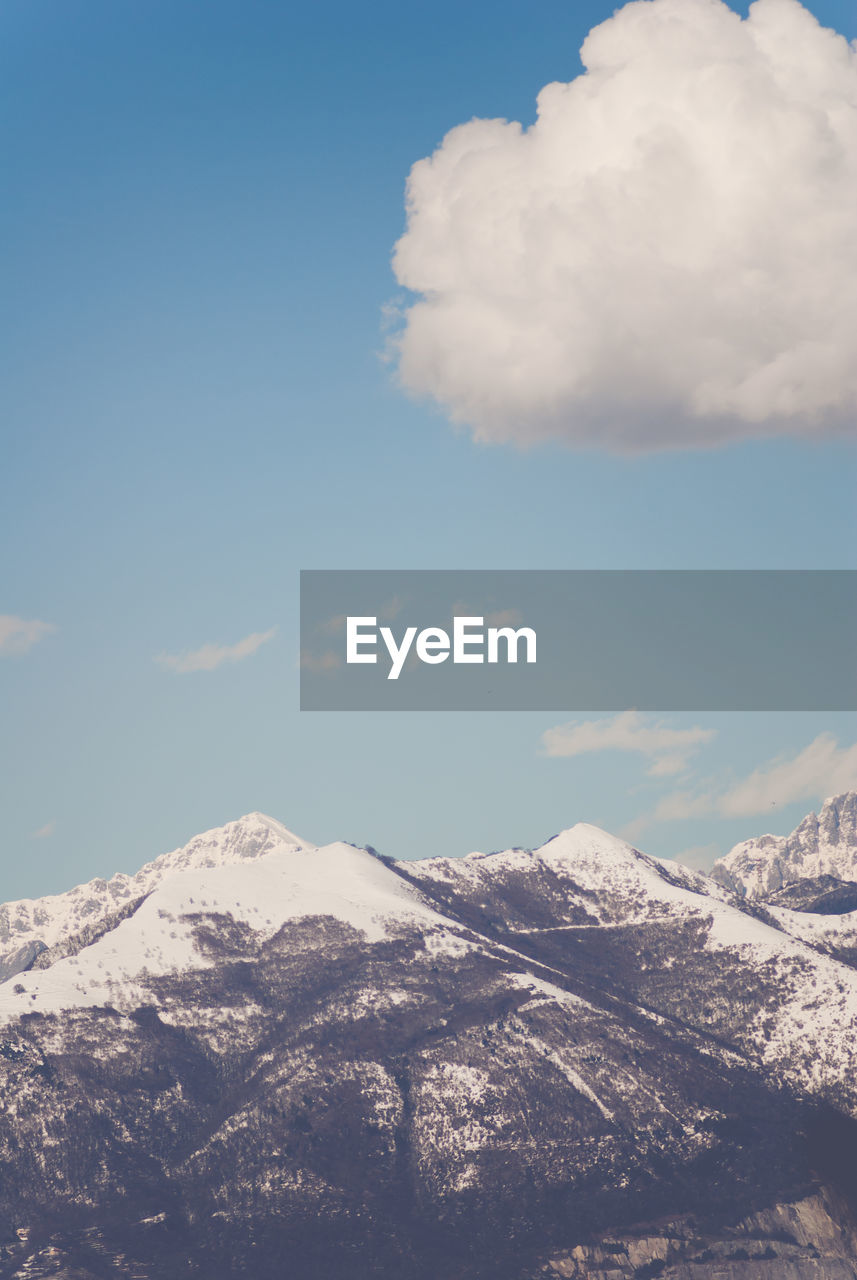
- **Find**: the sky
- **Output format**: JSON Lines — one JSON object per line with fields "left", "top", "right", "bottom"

{"left": 1, "top": 0, "right": 856, "bottom": 901}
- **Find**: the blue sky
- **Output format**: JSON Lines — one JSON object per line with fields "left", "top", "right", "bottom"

{"left": 2, "top": 0, "right": 855, "bottom": 899}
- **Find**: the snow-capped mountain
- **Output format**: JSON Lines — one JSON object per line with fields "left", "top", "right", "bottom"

{"left": 2, "top": 809, "right": 857, "bottom": 1279}
{"left": 0, "top": 813, "right": 310, "bottom": 966}
{"left": 708, "top": 791, "right": 857, "bottom": 1004}
{"left": 712, "top": 792, "right": 857, "bottom": 901}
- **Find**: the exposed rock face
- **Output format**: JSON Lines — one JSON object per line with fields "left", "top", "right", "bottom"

{"left": 541, "top": 1191, "right": 857, "bottom": 1277}
{"left": 0, "top": 812, "right": 856, "bottom": 1278}
{"left": 712, "top": 794, "right": 857, "bottom": 901}
{"left": 766, "top": 877, "right": 857, "bottom": 916}
{"left": 0, "top": 940, "right": 46, "bottom": 983}
{"left": 30, "top": 893, "right": 150, "bottom": 969}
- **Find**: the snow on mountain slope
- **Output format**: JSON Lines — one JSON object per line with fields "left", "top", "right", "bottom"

{"left": 406, "top": 822, "right": 857, "bottom": 1109}
{"left": 0, "top": 813, "right": 312, "bottom": 956}
{"left": 4, "top": 811, "right": 857, "bottom": 1114}
{"left": 5, "top": 809, "right": 857, "bottom": 1278}
{"left": 530, "top": 828, "right": 857, "bottom": 1103}
{"left": 404, "top": 823, "right": 732, "bottom": 939}
{"left": 765, "top": 902, "right": 857, "bottom": 966}
{"left": 712, "top": 792, "right": 857, "bottom": 900}
{"left": 0, "top": 863, "right": 820, "bottom": 1280}
{"left": 407, "top": 822, "right": 754, "bottom": 936}
{"left": 0, "top": 840, "right": 474, "bottom": 1023}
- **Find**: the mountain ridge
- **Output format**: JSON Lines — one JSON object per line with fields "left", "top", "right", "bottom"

{"left": 713, "top": 793, "right": 857, "bottom": 900}
{"left": 2, "top": 802, "right": 857, "bottom": 1278}
{"left": 0, "top": 813, "right": 311, "bottom": 965}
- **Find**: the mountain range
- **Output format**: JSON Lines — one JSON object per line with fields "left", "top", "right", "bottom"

{"left": 1, "top": 796, "right": 856, "bottom": 1278}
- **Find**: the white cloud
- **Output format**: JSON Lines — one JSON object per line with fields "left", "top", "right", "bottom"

{"left": 299, "top": 649, "right": 341, "bottom": 674}
{"left": 318, "top": 597, "right": 404, "bottom": 638}
{"left": 450, "top": 604, "right": 525, "bottom": 628}
{"left": 0, "top": 615, "right": 56, "bottom": 656}
{"left": 156, "top": 628, "right": 276, "bottom": 674}
{"left": 542, "top": 710, "right": 714, "bottom": 775}
{"left": 716, "top": 732, "right": 857, "bottom": 816}
{"left": 485, "top": 609, "right": 524, "bottom": 628}
{"left": 646, "top": 732, "right": 857, "bottom": 824}
{"left": 391, "top": 0, "right": 857, "bottom": 451}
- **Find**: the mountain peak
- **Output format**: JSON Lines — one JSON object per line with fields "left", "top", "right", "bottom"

{"left": 538, "top": 821, "right": 644, "bottom": 868}
{"left": 236, "top": 810, "right": 307, "bottom": 833}
{"left": 712, "top": 791, "right": 857, "bottom": 900}
{"left": 550, "top": 820, "right": 634, "bottom": 847}
{"left": 0, "top": 811, "right": 314, "bottom": 958}
{"left": 219, "top": 811, "right": 314, "bottom": 850}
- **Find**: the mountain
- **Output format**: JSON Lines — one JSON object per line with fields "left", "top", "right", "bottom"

{"left": 1, "top": 811, "right": 857, "bottom": 1278}
{"left": 0, "top": 814, "right": 310, "bottom": 977}
{"left": 709, "top": 793, "right": 857, "bottom": 973}
{"left": 712, "top": 793, "right": 857, "bottom": 902}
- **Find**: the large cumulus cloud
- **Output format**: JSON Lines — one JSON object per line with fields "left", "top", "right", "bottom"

{"left": 390, "top": 0, "right": 857, "bottom": 451}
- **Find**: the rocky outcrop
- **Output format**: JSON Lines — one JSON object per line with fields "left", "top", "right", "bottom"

{"left": 541, "top": 1190, "right": 857, "bottom": 1278}
{"left": 766, "top": 877, "right": 857, "bottom": 916}
{"left": 713, "top": 794, "right": 857, "bottom": 901}
{"left": 31, "top": 892, "right": 150, "bottom": 969}
{"left": 0, "top": 940, "right": 46, "bottom": 983}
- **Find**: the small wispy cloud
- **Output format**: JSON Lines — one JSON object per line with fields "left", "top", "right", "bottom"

{"left": 318, "top": 614, "right": 349, "bottom": 638}
{"left": 485, "top": 609, "right": 523, "bottom": 628}
{"left": 0, "top": 615, "right": 56, "bottom": 657}
{"left": 318, "top": 597, "right": 404, "bottom": 638}
{"left": 156, "top": 628, "right": 277, "bottom": 674}
{"left": 450, "top": 604, "right": 524, "bottom": 629}
{"left": 715, "top": 735, "right": 857, "bottom": 818}
{"left": 542, "top": 711, "right": 714, "bottom": 777}
{"left": 31, "top": 820, "right": 56, "bottom": 840}
{"left": 299, "top": 650, "right": 341, "bottom": 674}
{"left": 633, "top": 733, "right": 857, "bottom": 833}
